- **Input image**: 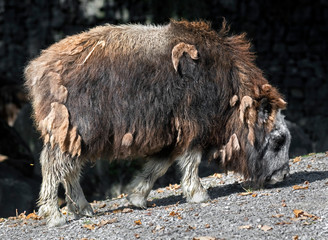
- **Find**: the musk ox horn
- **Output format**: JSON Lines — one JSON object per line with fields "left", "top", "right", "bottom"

{"left": 230, "top": 95, "right": 239, "bottom": 107}
{"left": 171, "top": 42, "right": 199, "bottom": 72}
{"left": 239, "top": 96, "right": 253, "bottom": 123}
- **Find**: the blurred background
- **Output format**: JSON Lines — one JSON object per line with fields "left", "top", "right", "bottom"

{"left": 0, "top": 0, "right": 327, "bottom": 217}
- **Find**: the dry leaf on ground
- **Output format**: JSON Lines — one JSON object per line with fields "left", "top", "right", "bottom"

{"left": 275, "top": 221, "right": 292, "bottom": 225}
{"left": 26, "top": 212, "right": 42, "bottom": 220}
{"left": 166, "top": 184, "right": 181, "bottom": 190}
{"left": 193, "top": 237, "right": 216, "bottom": 240}
{"left": 152, "top": 225, "right": 165, "bottom": 233}
{"left": 293, "top": 209, "right": 304, "bottom": 218}
{"left": 98, "top": 203, "right": 106, "bottom": 208}
{"left": 210, "top": 173, "right": 223, "bottom": 178}
{"left": 83, "top": 224, "right": 95, "bottom": 230}
{"left": 293, "top": 209, "right": 319, "bottom": 220}
{"left": 238, "top": 225, "right": 253, "bottom": 229}
{"left": 122, "top": 208, "right": 133, "bottom": 213}
{"left": 117, "top": 193, "right": 127, "bottom": 199}
{"left": 238, "top": 192, "right": 253, "bottom": 196}
{"left": 293, "top": 157, "right": 301, "bottom": 163}
{"left": 98, "top": 218, "right": 117, "bottom": 227}
{"left": 134, "top": 220, "right": 142, "bottom": 225}
{"left": 169, "top": 211, "right": 182, "bottom": 219}
{"left": 259, "top": 225, "right": 272, "bottom": 231}
{"left": 292, "top": 185, "right": 309, "bottom": 190}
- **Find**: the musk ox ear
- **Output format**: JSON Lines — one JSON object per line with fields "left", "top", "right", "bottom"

{"left": 171, "top": 42, "right": 199, "bottom": 76}
{"left": 258, "top": 98, "right": 272, "bottom": 124}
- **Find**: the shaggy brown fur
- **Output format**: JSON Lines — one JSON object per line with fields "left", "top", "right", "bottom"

{"left": 25, "top": 19, "right": 287, "bottom": 176}
{"left": 25, "top": 19, "right": 289, "bottom": 226}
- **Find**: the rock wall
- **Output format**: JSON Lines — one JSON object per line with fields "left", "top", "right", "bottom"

{"left": 1, "top": 0, "right": 327, "bottom": 153}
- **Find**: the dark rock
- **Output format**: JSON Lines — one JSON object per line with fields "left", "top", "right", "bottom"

{"left": 0, "top": 176, "right": 38, "bottom": 217}
{"left": 273, "top": 43, "right": 286, "bottom": 53}
{"left": 248, "top": 0, "right": 260, "bottom": 21}
{"left": 219, "top": 0, "right": 237, "bottom": 12}
{"left": 51, "top": 8, "right": 65, "bottom": 28}
{"left": 286, "top": 120, "right": 313, "bottom": 157}
{"left": 14, "top": 104, "right": 43, "bottom": 177}
{"left": 0, "top": 119, "right": 34, "bottom": 177}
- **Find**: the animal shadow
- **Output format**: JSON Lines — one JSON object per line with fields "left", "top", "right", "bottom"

{"left": 151, "top": 170, "right": 328, "bottom": 207}
{"left": 100, "top": 170, "right": 328, "bottom": 214}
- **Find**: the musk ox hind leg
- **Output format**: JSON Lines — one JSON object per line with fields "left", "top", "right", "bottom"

{"left": 38, "top": 144, "right": 92, "bottom": 227}
{"left": 63, "top": 165, "right": 94, "bottom": 220}
{"left": 127, "top": 158, "right": 174, "bottom": 208}
{"left": 38, "top": 144, "right": 67, "bottom": 227}
{"left": 177, "top": 150, "right": 210, "bottom": 203}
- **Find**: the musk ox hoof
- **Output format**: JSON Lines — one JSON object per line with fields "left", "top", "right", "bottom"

{"left": 127, "top": 193, "right": 147, "bottom": 209}
{"left": 187, "top": 190, "right": 210, "bottom": 203}
{"left": 47, "top": 212, "right": 67, "bottom": 227}
{"left": 37, "top": 205, "right": 50, "bottom": 218}
{"left": 68, "top": 202, "right": 94, "bottom": 219}
{"left": 80, "top": 203, "right": 94, "bottom": 217}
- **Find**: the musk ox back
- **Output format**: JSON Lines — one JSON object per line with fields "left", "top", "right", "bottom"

{"left": 25, "top": 20, "right": 291, "bottom": 227}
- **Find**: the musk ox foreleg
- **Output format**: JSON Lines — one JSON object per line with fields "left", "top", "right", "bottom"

{"left": 127, "top": 158, "right": 174, "bottom": 208}
{"left": 38, "top": 144, "right": 93, "bottom": 227}
{"left": 177, "top": 150, "right": 210, "bottom": 203}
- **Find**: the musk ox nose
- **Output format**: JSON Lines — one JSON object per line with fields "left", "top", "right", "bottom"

{"left": 283, "top": 172, "right": 290, "bottom": 180}
{"left": 266, "top": 164, "right": 289, "bottom": 185}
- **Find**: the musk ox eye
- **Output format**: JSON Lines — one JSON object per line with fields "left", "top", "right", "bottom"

{"left": 272, "top": 134, "right": 286, "bottom": 151}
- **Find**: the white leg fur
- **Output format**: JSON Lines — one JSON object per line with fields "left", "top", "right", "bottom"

{"left": 38, "top": 145, "right": 67, "bottom": 227}
{"left": 177, "top": 150, "right": 210, "bottom": 203}
{"left": 38, "top": 144, "right": 92, "bottom": 226}
{"left": 64, "top": 173, "right": 94, "bottom": 219}
{"left": 127, "top": 158, "right": 174, "bottom": 208}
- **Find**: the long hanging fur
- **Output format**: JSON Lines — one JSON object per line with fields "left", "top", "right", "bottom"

{"left": 25, "top": 19, "right": 290, "bottom": 226}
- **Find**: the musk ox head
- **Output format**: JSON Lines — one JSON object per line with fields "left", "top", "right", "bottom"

{"left": 219, "top": 96, "right": 291, "bottom": 187}
{"left": 219, "top": 95, "right": 291, "bottom": 187}
{"left": 246, "top": 108, "right": 291, "bottom": 186}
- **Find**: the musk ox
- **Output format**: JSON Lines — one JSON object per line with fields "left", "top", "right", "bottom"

{"left": 25, "top": 20, "right": 291, "bottom": 227}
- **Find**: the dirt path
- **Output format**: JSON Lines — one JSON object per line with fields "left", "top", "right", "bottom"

{"left": 1, "top": 153, "right": 328, "bottom": 240}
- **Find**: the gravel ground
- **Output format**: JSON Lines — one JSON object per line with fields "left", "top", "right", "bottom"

{"left": 1, "top": 153, "right": 328, "bottom": 240}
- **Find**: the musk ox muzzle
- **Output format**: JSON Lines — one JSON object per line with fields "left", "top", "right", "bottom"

{"left": 24, "top": 20, "right": 290, "bottom": 227}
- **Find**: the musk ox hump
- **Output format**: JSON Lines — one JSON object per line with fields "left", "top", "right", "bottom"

{"left": 39, "top": 102, "right": 82, "bottom": 157}
{"left": 79, "top": 40, "right": 106, "bottom": 65}
{"left": 172, "top": 42, "right": 199, "bottom": 72}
